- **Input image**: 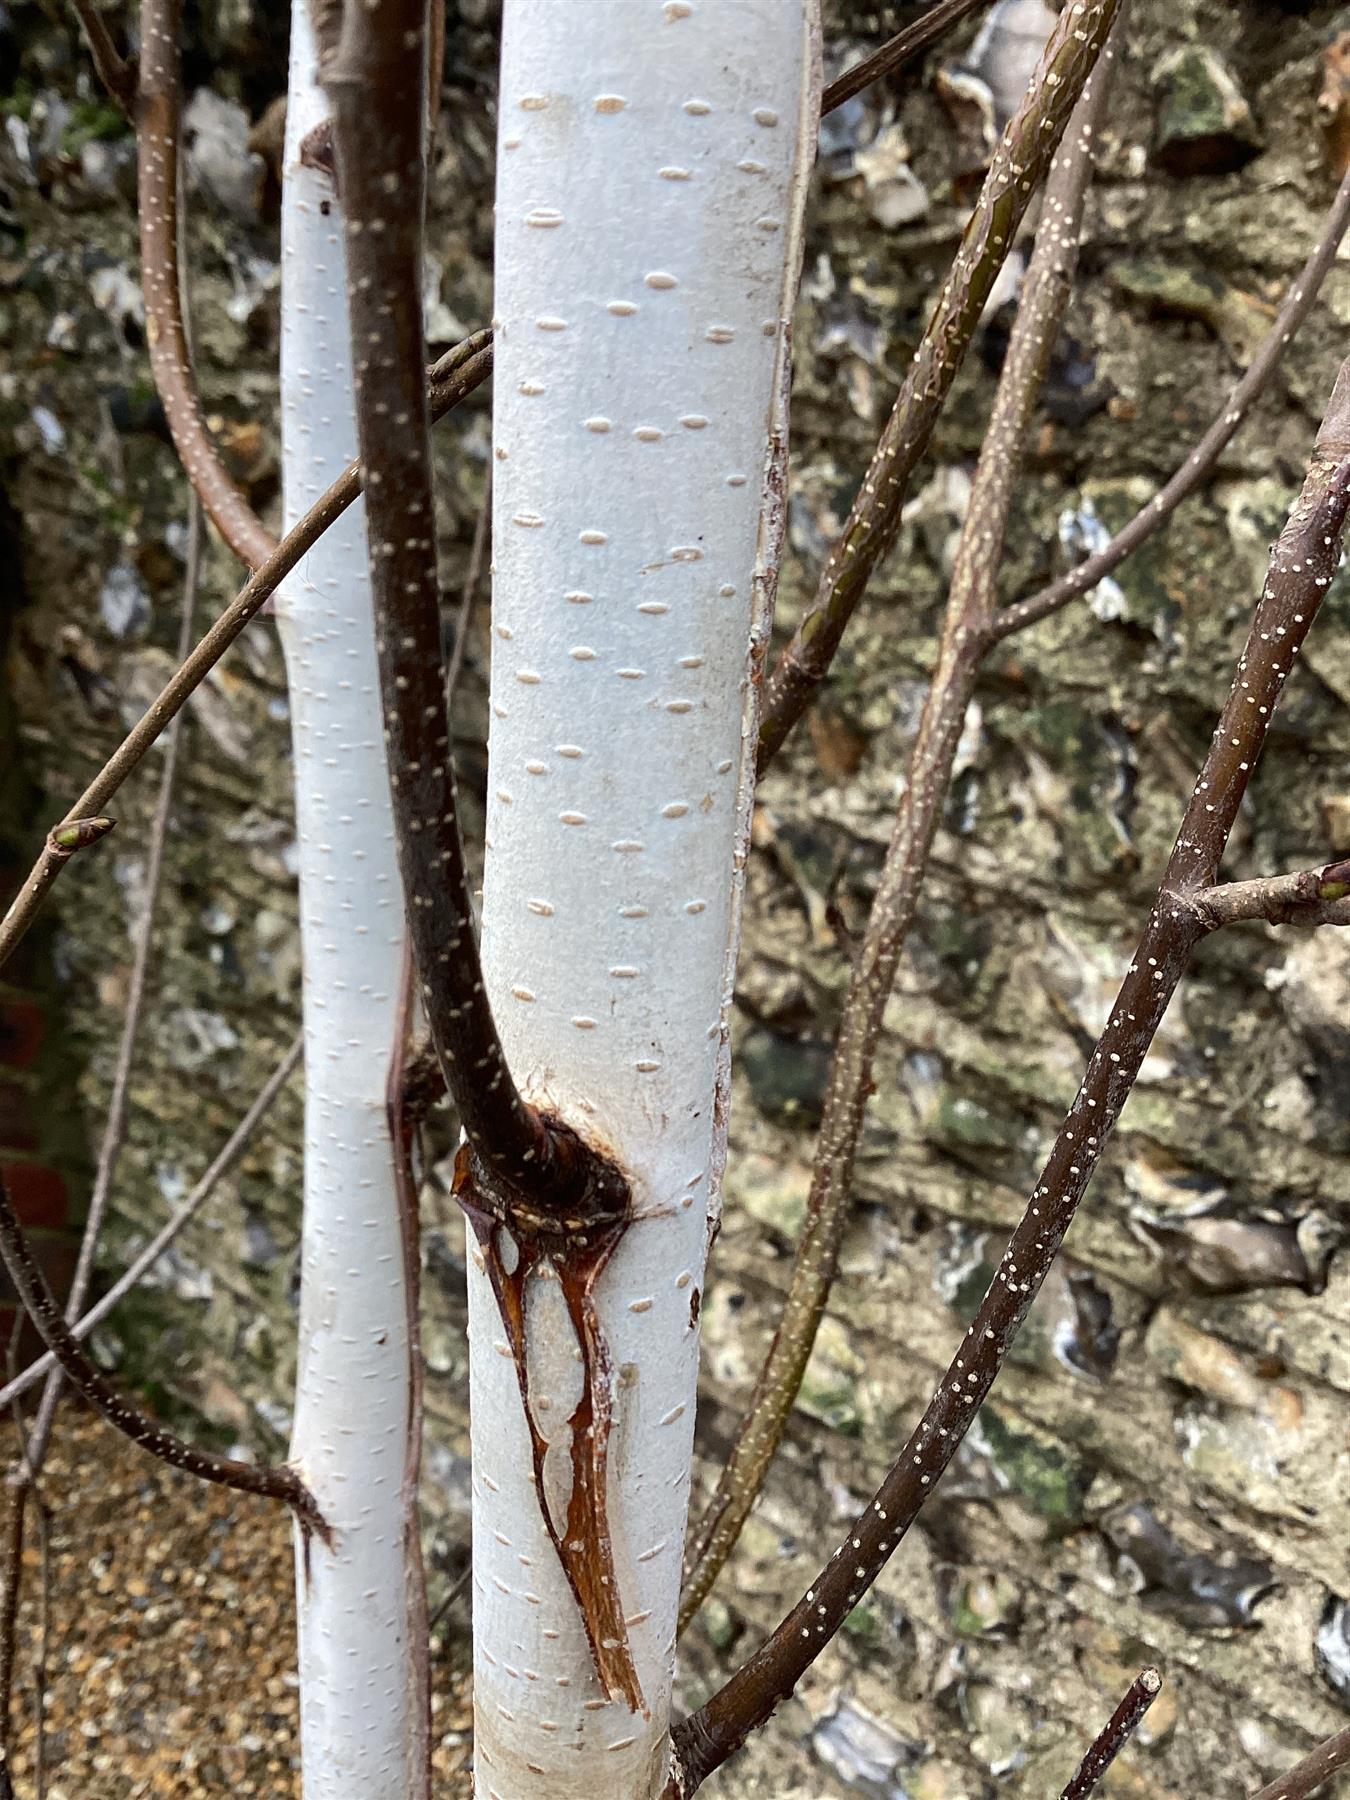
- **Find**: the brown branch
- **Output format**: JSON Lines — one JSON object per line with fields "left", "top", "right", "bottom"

{"left": 991, "top": 161, "right": 1350, "bottom": 641}
{"left": 1248, "top": 1727, "right": 1350, "bottom": 1800}
{"left": 0, "top": 331, "right": 493, "bottom": 976}
{"left": 0, "top": 1168, "right": 327, "bottom": 1541}
{"left": 135, "top": 0, "right": 276, "bottom": 570}
{"left": 42, "top": 498, "right": 203, "bottom": 1446}
{"left": 821, "top": 0, "right": 991, "bottom": 116}
{"left": 1195, "top": 857, "right": 1350, "bottom": 929}
{"left": 667, "top": 364, "right": 1350, "bottom": 1797}
{"left": 67, "top": 0, "right": 136, "bottom": 112}
{"left": 755, "top": 0, "right": 1122, "bottom": 773}
{"left": 0, "top": 1031, "right": 303, "bottom": 1413}
{"left": 1061, "top": 1670, "right": 1161, "bottom": 1800}
{"left": 680, "top": 26, "right": 1121, "bottom": 1629}
{"left": 323, "top": 3, "right": 578, "bottom": 1203}
{"left": 386, "top": 947, "right": 431, "bottom": 1794}
{"left": 0, "top": 500, "right": 205, "bottom": 1774}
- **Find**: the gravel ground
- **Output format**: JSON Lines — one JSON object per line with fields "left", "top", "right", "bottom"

{"left": 1, "top": 1404, "right": 473, "bottom": 1798}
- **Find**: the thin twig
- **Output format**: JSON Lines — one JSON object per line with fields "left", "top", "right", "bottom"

{"left": 135, "top": 0, "right": 276, "bottom": 570}
{"left": 0, "top": 1031, "right": 303, "bottom": 1414}
{"left": 756, "top": 0, "right": 1122, "bottom": 772}
{"left": 0, "top": 499, "right": 205, "bottom": 1783}
{"left": 991, "top": 161, "right": 1350, "bottom": 641}
{"left": 0, "top": 1168, "right": 328, "bottom": 1541}
{"left": 666, "top": 364, "right": 1350, "bottom": 1798}
{"left": 680, "top": 26, "right": 1121, "bottom": 1628}
{"left": 1195, "top": 857, "right": 1350, "bottom": 929}
{"left": 821, "top": 0, "right": 991, "bottom": 116}
{"left": 26, "top": 497, "right": 204, "bottom": 1480}
{"left": 323, "top": 7, "right": 570, "bottom": 1199}
{"left": 1248, "top": 1727, "right": 1350, "bottom": 1800}
{"left": 0, "top": 332, "right": 493, "bottom": 975}
{"left": 67, "top": 0, "right": 136, "bottom": 112}
{"left": 387, "top": 945, "right": 431, "bottom": 1792}
{"left": 0, "top": 1317, "right": 33, "bottom": 1790}
{"left": 1060, "top": 1669, "right": 1161, "bottom": 1800}
{"left": 27, "top": 1493, "right": 49, "bottom": 1800}
{"left": 445, "top": 470, "right": 490, "bottom": 700}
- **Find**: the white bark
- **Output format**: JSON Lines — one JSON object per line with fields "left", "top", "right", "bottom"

{"left": 471, "top": 6, "right": 819, "bottom": 1795}
{"left": 277, "top": 6, "right": 425, "bottom": 1793}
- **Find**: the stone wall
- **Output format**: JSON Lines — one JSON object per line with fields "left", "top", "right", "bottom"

{"left": 2, "top": 0, "right": 1348, "bottom": 1793}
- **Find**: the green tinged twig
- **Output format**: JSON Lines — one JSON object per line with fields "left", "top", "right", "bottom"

{"left": 756, "top": 0, "right": 1122, "bottom": 772}
{"left": 821, "top": 0, "right": 991, "bottom": 116}
{"left": 0, "top": 333, "right": 493, "bottom": 977}
{"left": 667, "top": 363, "right": 1350, "bottom": 1799}
{"left": 992, "top": 161, "right": 1350, "bottom": 641}
{"left": 1195, "top": 858, "right": 1350, "bottom": 929}
{"left": 680, "top": 26, "right": 1121, "bottom": 1629}
{"left": 1061, "top": 1670, "right": 1161, "bottom": 1800}
{"left": 1248, "top": 1727, "right": 1350, "bottom": 1800}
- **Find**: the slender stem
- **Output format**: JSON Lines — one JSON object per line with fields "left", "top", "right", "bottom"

{"left": 1248, "top": 1727, "right": 1350, "bottom": 1800}
{"left": 821, "top": 0, "right": 991, "bottom": 116}
{"left": 67, "top": 0, "right": 136, "bottom": 111}
{"left": 26, "top": 497, "right": 204, "bottom": 1478}
{"left": 0, "top": 333, "right": 493, "bottom": 976}
{"left": 386, "top": 945, "right": 430, "bottom": 1791}
{"left": 756, "top": 0, "right": 1121, "bottom": 773}
{"left": 1061, "top": 1670, "right": 1161, "bottom": 1800}
{"left": 0, "top": 1031, "right": 302, "bottom": 1413}
{"left": 322, "top": 2, "right": 563, "bottom": 1198}
{"left": 0, "top": 1167, "right": 327, "bottom": 1540}
{"left": 27, "top": 1493, "right": 49, "bottom": 1800}
{"left": 668, "top": 365, "right": 1350, "bottom": 1798}
{"left": 991, "top": 161, "right": 1350, "bottom": 641}
{"left": 135, "top": 0, "right": 276, "bottom": 570}
{"left": 0, "top": 502, "right": 206, "bottom": 1755}
{"left": 679, "top": 29, "right": 1120, "bottom": 1630}
{"left": 445, "top": 469, "right": 490, "bottom": 699}
{"left": 0, "top": 1448, "right": 25, "bottom": 1786}
{"left": 1196, "top": 858, "right": 1350, "bottom": 928}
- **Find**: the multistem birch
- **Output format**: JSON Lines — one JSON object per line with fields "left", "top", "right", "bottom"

{"left": 1060, "top": 1670, "right": 1161, "bottom": 1800}
{"left": 0, "top": 335, "right": 491, "bottom": 974}
{"left": 135, "top": 0, "right": 276, "bottom": 569}
{"left": 666, "top": 362, "right": 1350, "bottom": 1797}
{"left": 680, "top": 31, "right": 1119, "bottom": 1626}
{"left": 455, "top": 0, "right": 818, "bottom": 1789}
{"left": 275, "top": 4, "right": 427, "bottom": 1790}
{"left": 756, "top": 0, "right": 1121, "bottom": 770}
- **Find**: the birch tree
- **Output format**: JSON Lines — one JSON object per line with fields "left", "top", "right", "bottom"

{"left": 3, "top": 3, "right": 1350, "bottom": 1800}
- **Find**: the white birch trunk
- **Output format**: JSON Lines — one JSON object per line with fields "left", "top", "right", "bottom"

{"left": 276, "top": 6, "right": 425, "bottom": 1792}
{"left": 470, "top": 7, "right": 819, "bottom": 1794}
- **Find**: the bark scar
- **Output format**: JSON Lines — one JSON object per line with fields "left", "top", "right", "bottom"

{"left": 454, "top": 1128, "right": 645, "bottom": 1715}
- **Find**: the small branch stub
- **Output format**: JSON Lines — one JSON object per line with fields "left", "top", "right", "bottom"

{"left": 1061, "top": 1669, "right": 1162, "bottom": 1800}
